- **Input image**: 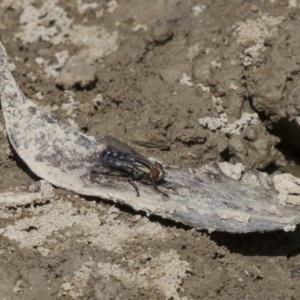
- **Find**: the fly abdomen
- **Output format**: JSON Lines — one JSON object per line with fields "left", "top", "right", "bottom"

{"left": 101, "top": 150, "right": 128, "bottom": 166}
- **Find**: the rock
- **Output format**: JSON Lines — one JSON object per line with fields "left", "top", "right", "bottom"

{"left": 56, "top": 53, "right": 96, "bottom": 89}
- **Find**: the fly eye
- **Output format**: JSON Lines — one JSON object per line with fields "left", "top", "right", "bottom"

{"left": 151, "top": 166, "right": 164, "bottom": 181}
{"left": 151, "top": 167, "right": 160, "bottom": 181}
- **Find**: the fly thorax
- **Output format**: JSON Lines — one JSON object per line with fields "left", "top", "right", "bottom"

{"left": 133, "top": 166, "right": 149, "bottom": 179}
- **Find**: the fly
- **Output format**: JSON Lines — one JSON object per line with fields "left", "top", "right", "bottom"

{"left": 92, "top": 136, "right": 173, "bottom": 197}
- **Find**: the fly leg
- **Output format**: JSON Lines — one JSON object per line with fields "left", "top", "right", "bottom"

{"left": 150, "top": 179, "right": 169, "bottom": 197}
{"left": 113, "top": 169, "right": 140, "bottom": 197}
{"left": 127, "top": 176, "right": 140, "bottom": 197}
{"left": 162, "top": 180, "right": 178, "bottom": 194}
{"left": 92, "top": 167, "right": 140, "bottom": 197}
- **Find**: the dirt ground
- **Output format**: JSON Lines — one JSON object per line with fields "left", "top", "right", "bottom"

{"left": 2, "top": 0, "right": 300, "bottom": 299}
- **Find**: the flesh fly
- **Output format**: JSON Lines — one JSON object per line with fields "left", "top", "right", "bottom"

{"left": 92, "top": 136, "right": 173, "bottom": 197}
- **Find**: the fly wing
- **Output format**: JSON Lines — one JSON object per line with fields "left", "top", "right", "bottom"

{"left": 92, "top": 152, "right": 136, "bottom": 176}
{"left": 100, "top": 136, "right": 143, "bottom": 157}
{"left": 100, "top": 136, "right": 155, "bottom": 169}
{"left": 93, "top": 141, "right": 138, "bottom": 176}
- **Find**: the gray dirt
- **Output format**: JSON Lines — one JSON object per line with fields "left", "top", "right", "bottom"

{"left": 1, "top": 0, "right": 300, "bottom": 299}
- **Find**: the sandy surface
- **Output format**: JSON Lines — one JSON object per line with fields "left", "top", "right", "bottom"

{"left": 1, "top": 0, "right": 300, "bottom": 299}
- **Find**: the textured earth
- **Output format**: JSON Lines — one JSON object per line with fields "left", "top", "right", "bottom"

{"left": 1, "top": 0, "right": 300, "bottom": 299}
